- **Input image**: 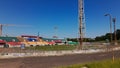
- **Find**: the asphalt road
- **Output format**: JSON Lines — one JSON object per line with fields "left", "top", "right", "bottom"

{"left": 0, "top": 50, "right": 120, "bottom": 68}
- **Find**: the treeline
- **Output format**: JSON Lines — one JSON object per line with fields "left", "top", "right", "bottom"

{"left": 67, "top": 38, "right": 95, "bottom": 42}
{"left": 95, "top": 29, "right": 120, "bottom": 41}
{"left": 67, "top": 29, "right": 120, "bottom": 42}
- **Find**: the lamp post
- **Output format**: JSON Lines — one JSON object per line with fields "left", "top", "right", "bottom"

{"left": 113, "top": 18, "right": 117, "bottom": 45}
{"left": 104, "top": 14, "right": 112, "bottom": 44}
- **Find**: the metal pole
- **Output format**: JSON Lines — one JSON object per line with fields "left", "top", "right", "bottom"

{"left": 113, "top": 18, "right": 117, "bottom": 45}
{"left": 110, "top": 15, "right": 112, "bottom": 43}
{"left": 112, "top": 18, "right": 117, "bottom": 63}
{"left": 0, "top": 24, "right": 2, "bottom": 36}
{"left": 54, "top": 26, "right": 58, "bottom": 39}
{"left": 104, "top": 14, "right": 112, "bottom": 44}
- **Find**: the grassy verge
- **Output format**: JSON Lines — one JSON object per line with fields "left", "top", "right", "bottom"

{"left": 26, "top": 45, "right": 77, "bottom": 51}
{"left": 60, "top": 59, "right": 120, "bottom": 68}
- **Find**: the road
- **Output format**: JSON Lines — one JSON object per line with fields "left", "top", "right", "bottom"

{"left": 0, "top": 50, "right": 120, "bottom": 68}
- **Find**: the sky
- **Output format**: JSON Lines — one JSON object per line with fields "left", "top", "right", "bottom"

{"left": 0, "top": 0, "right": 120, "bottom": 38}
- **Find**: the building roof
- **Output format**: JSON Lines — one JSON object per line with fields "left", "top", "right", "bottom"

{"left": 42, "top": 38, "right": 66, "bottom": 42}
{"left": 0, "top": 37, "right": 20, "bottom": 42}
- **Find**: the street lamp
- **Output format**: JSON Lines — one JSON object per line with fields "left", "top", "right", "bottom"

{"left": 104, "top": 14, "right": 112, "bottom": 44}
{"left": 113, "top": 18, "right": 117, "bottom": 45}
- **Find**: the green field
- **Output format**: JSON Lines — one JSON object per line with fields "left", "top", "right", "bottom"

{"left": 27, "top": 45, "right": 77, "bottom": 51}
{"left": 61, "top": 59, "right": 120, "bottom": 68}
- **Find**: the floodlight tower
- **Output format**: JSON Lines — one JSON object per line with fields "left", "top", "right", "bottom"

{"left": 53, "top": 26, "right": 58, "bottom": 38}
{"left": 78, "top": 0, "right": 85, "bottom": 49}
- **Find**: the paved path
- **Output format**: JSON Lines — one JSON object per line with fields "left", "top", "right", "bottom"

{"left": 0, "top": 50, "right": 120, "bottom": 68}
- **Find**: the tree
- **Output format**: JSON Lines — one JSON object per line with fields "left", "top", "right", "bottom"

{"left": 95, "top": 29, "right": 120, "bottom": 41}
{"left": 116, "top": 29, "right": 120, "bottom": 40}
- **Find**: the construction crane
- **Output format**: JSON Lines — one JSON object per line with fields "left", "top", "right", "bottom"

{"left": 78, "top": 0, "right": 86, "bottom": 49}
{"left": 0, "top": 24, "right": 17, "bottom": 36}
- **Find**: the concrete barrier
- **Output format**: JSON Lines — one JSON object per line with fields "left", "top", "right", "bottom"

{"left": 1, "top": 47, "right": 120, "bottom": 59}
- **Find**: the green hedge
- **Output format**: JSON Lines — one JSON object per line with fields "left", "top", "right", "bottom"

{"left": 27, "top": 45, "right": 76, "bottom": 51}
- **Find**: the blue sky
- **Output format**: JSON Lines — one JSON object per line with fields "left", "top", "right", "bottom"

{"left": 0, "top": 0, "right": 120, "bottom": 38}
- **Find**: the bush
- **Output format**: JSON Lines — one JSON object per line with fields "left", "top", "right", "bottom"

{"left": 27, "top": 45, "right": 76, "bottom": 51}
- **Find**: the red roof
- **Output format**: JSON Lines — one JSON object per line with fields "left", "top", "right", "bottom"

{"left": 54, "top": 40, "right": 62, "bottom": 43}
{"left": 7, "top": 42, "right": 21, "bottom": 46}
{"left": 0, "top": 40, "right": 6, "bottom": 43}
{"left": 21, "top": 35, "right": 42, "bottom": 38}
{"left": 48, "top": 42, "right": 55, "bottom": 45}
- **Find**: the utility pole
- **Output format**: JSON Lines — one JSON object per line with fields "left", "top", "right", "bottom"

{"left": 113, "top": 18, "right": 117, "bottom": 45}
{"left": 78, "top": 0, "right": 85, "bottom": 49}
{"left": 38, "top": 32, "right": 40, "bottom": 37}
{"left": 0, "top": 24, "right": 3, "bottom": 36}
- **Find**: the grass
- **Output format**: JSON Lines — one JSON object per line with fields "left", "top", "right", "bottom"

{"left": 60, "top": 59, "right": 120, "bottom": 68}
{"left": 26, "top": 45, "right": 77, "bottom": 51}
